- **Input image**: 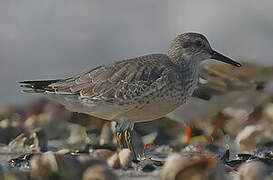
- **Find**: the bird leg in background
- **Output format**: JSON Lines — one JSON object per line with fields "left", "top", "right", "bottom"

{"left": 142, "top": 142, "right": 154, "bottom": 159}
{"left": 124, "top": 129, "right": 137, "bottom": 161}
{"left": 185, "top": 125, "right": 192, "bottom": 144}
{"left": 207, "top": 112, "right": 225, "bottom": 143}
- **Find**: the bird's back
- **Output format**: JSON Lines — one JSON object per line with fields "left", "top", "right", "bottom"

{"left": 20, "top": 53, "right": 198, "bottom": 122}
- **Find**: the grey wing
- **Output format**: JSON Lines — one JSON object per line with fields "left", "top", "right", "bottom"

{"left": 49, "top": 54, "right": 173, "bottom": 103}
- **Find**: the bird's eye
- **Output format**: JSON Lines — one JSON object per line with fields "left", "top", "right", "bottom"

{"left": 195, "top": 40, "right": 202, "bottom": 47}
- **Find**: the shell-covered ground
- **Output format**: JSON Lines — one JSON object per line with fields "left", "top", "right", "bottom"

{"left": 0, "top": 96, "right": 273, "bottom": 180}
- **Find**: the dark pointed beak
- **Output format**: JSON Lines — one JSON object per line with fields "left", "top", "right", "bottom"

{"left": 211, "top": 50, "right": 241, "bottom": 67}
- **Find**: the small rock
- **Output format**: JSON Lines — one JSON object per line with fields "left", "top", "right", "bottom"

{"left": 107, "top": 152, "right": 120, "bottom": 169}
{"left": 162, "top": 153, "right": 187, "bottom": 180}
{"left": 0, "top": 105, "right": 18, "bottom": 118}
{"left": 118, "top": 149, "right": 133, "bottom": 168}
{"left": 80, "top": 157, "right": 107, "bottom": 169}
{"left": 24, "top": 105, "right": 71, "bottom": 140}
{"left": 8, "top": 128, "right": 47, "bottom": 152}
{"left": 3, "top": 170, "right": 30, "bottom": 180}
{"left": 162, "top": 153, "right": 224, "bottom": 180}
{"left": 142, "top": 164, "right": 156, "bottom": 172}
{"left": 92, "top": 149, "right": 115, "bottom": 160}
{"left": 24, "top": 114, "right": 50, "bottom": 128}
{"left": 0, "top": 126, "right": 24, "bottom": 144}
{"left": 0, "top": 165, "right": 3, "bottom": 179}
{"left": 234, "top": 161, "right": 268, "bottom": 180}
{"left": 235, "top": 125, "right": 266, "bottom": 151}
{"left": 56, "top": 148, "right": 71, "bottom": 154}
{"left": 30, "top": 151, "right": 83, "bottom": 180}
{"left": 67, "top": 124, "right": 87, "bottom": 144}
{"left": 77, "top": 154, "right": 94, "bottom": 164}
{"left": 263, "top": 103, "right": 273, "bottom": 121}
{"left": 0, "top": 119, "right": 9, "bottom": 128}
{"left": 82, "top": 164, "right": 117, "bottom": 180}
{"left": 0, "top": 116, "right": 24, "bottom": 144}
{"left": 99, "top": 122, "right": 114, "bottom": 146}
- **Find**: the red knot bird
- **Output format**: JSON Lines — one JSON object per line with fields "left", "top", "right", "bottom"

{"left": 19, "top": 32, "right": 241, "bottom": 160}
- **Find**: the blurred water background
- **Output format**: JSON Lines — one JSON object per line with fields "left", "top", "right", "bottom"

{"left": 0, "top": 0, "right": 273, "bottom": 105}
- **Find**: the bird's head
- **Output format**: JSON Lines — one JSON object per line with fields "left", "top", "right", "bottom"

{"left": 168, "top": 32, "right": 241, "bottom": 67}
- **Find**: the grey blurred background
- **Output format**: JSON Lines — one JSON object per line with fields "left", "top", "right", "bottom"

{"left": 0, "top": 0, "right": 273, "bottom": 105}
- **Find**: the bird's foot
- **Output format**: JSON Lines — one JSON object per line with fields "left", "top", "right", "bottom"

{"left": 142, "top": 142, "right": 154, "bottom": 160}
{"left": 124, "top": 129, "right": 138, "bottom": 161}
{"left": 116, "top": 131, "right": 124, "bottom": 150}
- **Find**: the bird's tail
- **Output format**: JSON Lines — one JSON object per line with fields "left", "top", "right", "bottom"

{"left": 19, "top": 80, "right": 59, "bottom": 93}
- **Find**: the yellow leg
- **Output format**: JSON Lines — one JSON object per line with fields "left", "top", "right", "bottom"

{"left": 116, "top": 131, "right": 124, "bottom": 150}
{"left": 124, "top": 130, "right": 137, "bottom": 161}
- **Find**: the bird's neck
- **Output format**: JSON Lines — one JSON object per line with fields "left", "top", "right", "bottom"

{"left": 168, "top": 53, "right": 198, "bottom": 71}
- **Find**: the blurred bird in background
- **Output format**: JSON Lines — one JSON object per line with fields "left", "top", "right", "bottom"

{"left": 166, "top": 61, "right": 273, "bottom": 143}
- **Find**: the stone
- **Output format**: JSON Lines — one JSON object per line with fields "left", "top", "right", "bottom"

{"left": 107, "top": 152, "right": 120, "bottom": 169}
{"left": 24, "top": 112, "right": 70, "bottom": 140}
{"left": 234, "top": 161, "right": 268, "bottom": 180}
{"left": 3, "top": 170, "right": 30, "bottom": 180}
{"left": 30, "top": 151, "right": 83, "bottom": 180}
{"left": 162, "top": 153, "right": 187, "bottom": 180}
{"left": 142, "top": 164, "right": 156, "bottom": 172}
{"left": 99, "top": 122, "right": 114, "bottom": 146}
{"left": 8, "top": 128, "right": 48, "bottom": 152}
{"left": 162, "top": 153, "right": 225, "bottom": 180}
{"left": 118, "top": 149, "right": 133, "bottom": 168}
{"left": 67, "top": 124, "right": 87, "bottom": 144}
{"left": 0, "top": 165, "right": 3, "bottom": 179}
{"left": 56, "top": 148, "right": 71, "bottom": 154}
{"left": 82, "top": 164, "right": 117, "bottom": 180}
{"left": 235, "top": 125, "right": 266, "bottom": 151}
{"left": 263, "top": 103, "right": 273, "bottom": 121}
{"left": 92, "top": 149, "right": 115, "bottom": 160}
{"left": 0, "top": 105, "right": 18, "bottom": 119}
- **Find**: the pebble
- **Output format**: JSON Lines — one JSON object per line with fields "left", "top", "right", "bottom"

{"left": 142, "top": 164, "right": 156, "bottom": 172}
{"left": 0, "top": 105, "right": 18, "bottom": 118}
{"left": 235, "top": 125, "right": 265, "bottom": 151}
{"left": 67, "top": 124, "right": 87, "bottom": 144}
{"left": 82, "top": 164, "right": 117, "bottom": 180}
{"left": 8, "top": 128, "right": 48, "bottom": 152}
{"left": 3, "top": 170, "right": 29, "bottom": 180}
{"left": 0, "top": 119, "right": 9, "bottom": 128}
{"left": 118, "top": 149, "right": 133, "bottom": 168}
{"left": 92, "top": 149, "right": 115, "bottom": 160}
{"left": 107, "top": 152, "right": 120, "bottom": 169}
{"left": 0, "top": 165, "right": 3, "bottom": 179}
{"left": 234, "top": 161, "right": 268, "bottom": 180}
{"left": 56, "top": 148, "right": 71, "bottom": 154}
{"left": 263, "top": 103, "right": 273, "bottom": 121}
{"left": 162, "top": 153, "right": 187, "bottom": 180}
{"left": 24, "top": 112, "right": 70, "bottom": 140}
{"left": 30, "top": 151, "right": 83, "bottom": 179}
{"left": 162, "top": 153, "right": 225, "bottom": 180}
{"left": 99, "top": 122, "right": 114, "bottom": 146}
